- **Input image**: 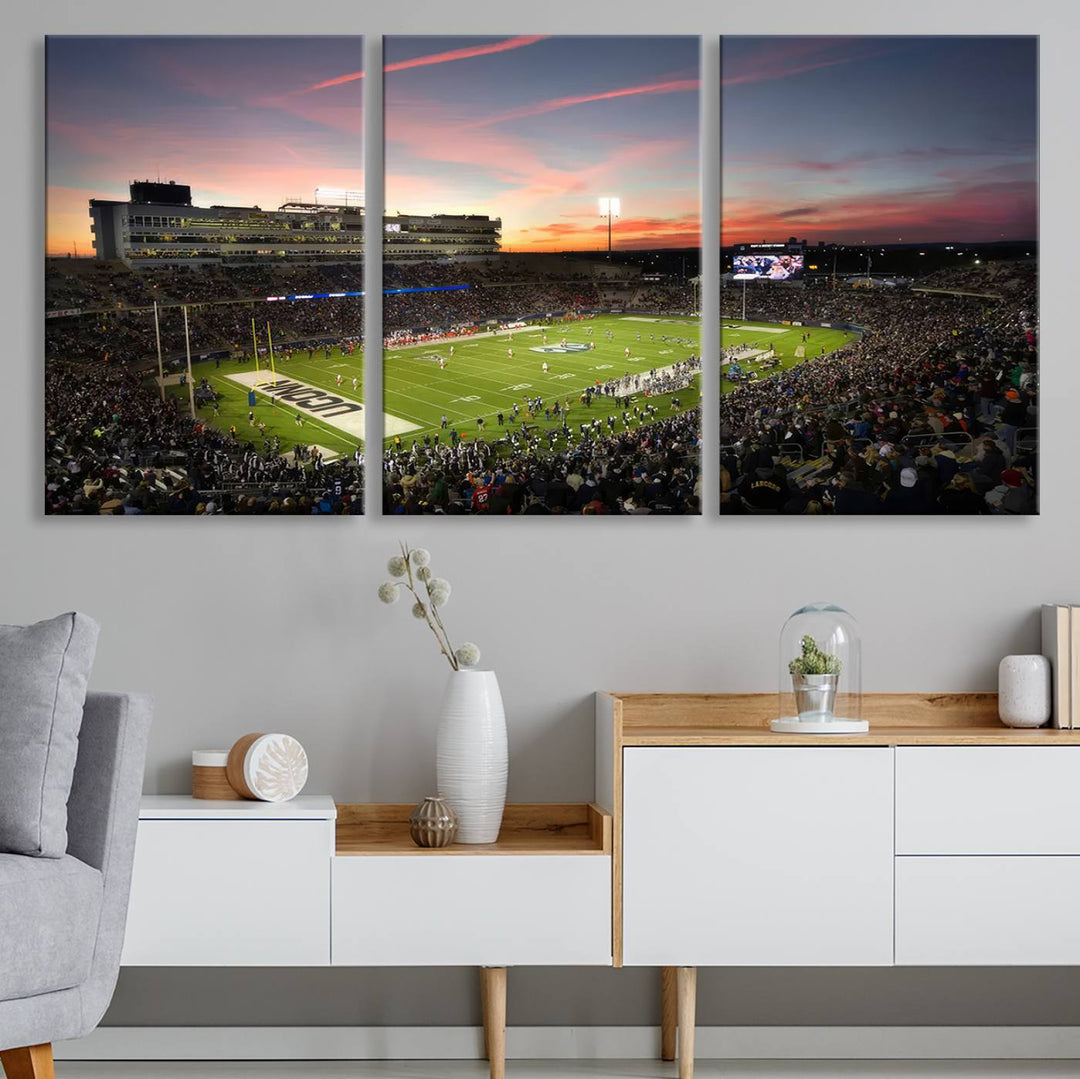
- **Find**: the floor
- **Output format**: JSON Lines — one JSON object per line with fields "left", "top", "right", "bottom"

{"left": 53, "top": 1063, "right": 1080, "bottom": 1079}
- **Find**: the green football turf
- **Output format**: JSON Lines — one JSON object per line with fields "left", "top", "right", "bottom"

{"left": 383, "top": 314, "right": 701, "bottom": 452}
{"left": 721, "top": 319, "right": 858, "bottom": 394}
{"left": 159, "top": 315, "right": 853, "bottom": 459}
{"left": 165, "top": 345, "right": 366, "bottom": 460}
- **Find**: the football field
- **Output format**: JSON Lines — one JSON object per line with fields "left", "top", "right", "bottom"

{"left": 161, "top": 314, "right": 848, "bottom": 458}
{"left": 383, "top": 314, "right": 701, "bottom": 450}
{"left": 166, "top": 345, "right": 367, "bottom": 460}
{"left": 721, "top": 319, "right": 858, "bottom": 394}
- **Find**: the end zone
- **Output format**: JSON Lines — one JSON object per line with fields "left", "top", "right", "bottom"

{"left": 224, "top": 370, "right": 420, "bottom": 440}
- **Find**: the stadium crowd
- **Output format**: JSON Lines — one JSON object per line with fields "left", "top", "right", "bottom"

{"left": 45, "top": 257, "right": 700, "bottom": 514}
{"left": 720, "top": 262, "right": 1038, "bottom": 514}
{"left": 45, "top": 362, "right": 363, "bottom": 514}
{"left": 47, "top": 259, "right": 694, "bottom": 366}
{"left": 383, "top": 408, "right": 701, "bottom": 515}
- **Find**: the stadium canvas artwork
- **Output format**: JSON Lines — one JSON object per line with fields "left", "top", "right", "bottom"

{"left": 382, "top": 36, "right": 702, "bottom": 515}
{"left": 46, "top": 36, "right": 365, "bottom": 515}
{"left": 720, "top": 36, "right": 1039, "bottom": 516}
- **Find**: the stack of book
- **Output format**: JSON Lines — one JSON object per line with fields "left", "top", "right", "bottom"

{"left": 1041, "top": 604, "right": 1080, "bottom": 727}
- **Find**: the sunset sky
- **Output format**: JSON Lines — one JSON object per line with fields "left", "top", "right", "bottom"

{"left": 385, "top": 36, "right": 700, "bottom": 252}
{"left": 723, "top": 36, "right": 1038, "bottom": 245}
{"left": 46, "top": 37, "right": 363, "bottom": 257}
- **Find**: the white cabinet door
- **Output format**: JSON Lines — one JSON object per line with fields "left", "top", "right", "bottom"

{"left": 896, "top": 856, "right": 1080, "bottom": 964}
{"left": 897, "top": 747, "right": 1080, "bottom": 855}
{"left": 622, "top": 747, "right": 894, "bottom": 966}
{"left": 332, "top": 855, "right": 611, "bottom": 966}
{"left": 122, "top": 819, "right": 332, "bottom": 966}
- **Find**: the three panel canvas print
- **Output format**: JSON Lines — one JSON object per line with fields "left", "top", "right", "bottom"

{"left": 382, "top": 36, "right": 702, "bottom": 515}
{"left": 45, "top": 36, "right": 366, "bottom": 515}
{"left": 721, "top": 36, "right": 1038, "bottom": 515}
{"left": 44, "top": 34, "right": 1037, "bottom": 516}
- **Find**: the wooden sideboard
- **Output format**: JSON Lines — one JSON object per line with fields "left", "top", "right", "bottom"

{"left": 122, "top": 797, "right": 611, "bottom": 1079}
{"left": 121, "top": 694, "right": 1080, "bottom": 1079}
{"left": 596, "top": 692, "right": 1080, "bottom": 1078}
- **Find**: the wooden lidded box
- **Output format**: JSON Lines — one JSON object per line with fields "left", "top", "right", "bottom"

{"left": 192, "top": 749, "right": 242, "bottom": 800}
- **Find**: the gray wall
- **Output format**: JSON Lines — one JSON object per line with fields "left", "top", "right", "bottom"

{"left": 14, "top": 0, "right": 1080, "bottom": 1030}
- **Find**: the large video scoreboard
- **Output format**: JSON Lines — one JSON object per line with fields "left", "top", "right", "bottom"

{"left": 732, "top": 242, "right": 805, "bottom": 282}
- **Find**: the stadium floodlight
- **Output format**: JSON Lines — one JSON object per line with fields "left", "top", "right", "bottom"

{"left": 599, "top": 197, "right": 620, "bottom": 258}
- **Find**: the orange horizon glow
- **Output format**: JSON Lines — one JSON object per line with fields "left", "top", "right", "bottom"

{"left": 47, "top": 38, "right": 365, "bottom": 258}
{"left": 386, "top": 36, "right": 700, "bottom": 254}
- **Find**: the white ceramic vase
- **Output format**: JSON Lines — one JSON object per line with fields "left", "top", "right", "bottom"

{"left": 436, "top": 669, "right": 507, "bottom": 844}
{"left": 998, "top": 654, "right": 1052, "bottom": 728}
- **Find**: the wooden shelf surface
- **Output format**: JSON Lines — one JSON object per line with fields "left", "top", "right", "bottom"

{"left": 601, "top": 692, "right": 1078, "bottom": 746}
{"left": 335, "top": 802, "right": 612, "bottom": 856}
{"left": 623, "top": 725, "right": 1080, "bottom": 746}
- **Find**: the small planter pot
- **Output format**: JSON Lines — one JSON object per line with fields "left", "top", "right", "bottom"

{"left": 792, "top": 672, "right": 839, "bottom": 721}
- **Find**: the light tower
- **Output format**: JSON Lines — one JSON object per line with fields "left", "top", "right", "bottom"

{"left": 598, "top": 197, "right": 620, "bottom": 258}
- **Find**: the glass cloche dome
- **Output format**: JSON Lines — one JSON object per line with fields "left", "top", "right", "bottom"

{"left": 773, "top": 603, "right": 866, "bottom": 734}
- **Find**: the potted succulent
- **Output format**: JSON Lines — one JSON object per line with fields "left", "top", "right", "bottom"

{"left": 378, "top": 544, "right": 506, "bottom": 844}
{"left": 788, "top": 634, "right": 843, "bottom": 721}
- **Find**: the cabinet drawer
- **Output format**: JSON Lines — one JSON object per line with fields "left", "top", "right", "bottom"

{"left": 896, "top": 747, "right": 1080, "bottom": 854}
{"left": 622, "top": 747, "right": 894, "bottom": 967}
{"left": 122, "top": 819, "right": 332, "bottom": 966}
{"left": 332, "top": 855, "right": 611, "bottom": 966}
{"left": 896, "top": 856, "right": 1080, "bottom": 964}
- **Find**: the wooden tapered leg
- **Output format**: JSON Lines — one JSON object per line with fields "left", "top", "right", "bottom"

{"left": 677, "top": 967, "right": 697, "bottom": 1079}
{"left": 1, "top": 1044, "right": 56, "bottom": 1079}
{"left": 480, "top": 968, "right": 491, "bottom": 1060}
{"left": 480, "top": 966, "right": 506, "bottom": 1079}
{"left": 660, "top": 966, "right": 678, "bottom": 1061}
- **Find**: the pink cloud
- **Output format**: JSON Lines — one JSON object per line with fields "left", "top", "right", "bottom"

{"left": 722, "top": 39, "right": 902, "bottom": 89}
{"left": 464, "top": 77, "right": 699, "bottom": 128}
{"left": 723, "top": 178, "right": 1037, "bottom": 244}
{"left": 302, "top": 35, "right": 547, "bottom": 93}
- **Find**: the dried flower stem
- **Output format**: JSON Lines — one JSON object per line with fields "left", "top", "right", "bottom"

{"left": 400, "top": 541, "right": 459, "bottom": 670}
{"left": 427, "top": 590, "right": 457, "bottom": 664}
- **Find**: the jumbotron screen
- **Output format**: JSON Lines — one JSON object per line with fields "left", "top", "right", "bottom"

{"left": 732, "top": 253, "right": 804, "bottom": 281}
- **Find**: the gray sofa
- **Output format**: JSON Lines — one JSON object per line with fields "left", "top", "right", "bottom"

{"left": 0, "top": 692, "right": 152, "bottom": 1078}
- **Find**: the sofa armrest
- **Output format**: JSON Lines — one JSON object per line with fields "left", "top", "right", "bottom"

{"left": 67, "top": 693, "right": 152, "bottom": 872}
{"left": 66, "top": 691, "right": 153, "bottom": 1034}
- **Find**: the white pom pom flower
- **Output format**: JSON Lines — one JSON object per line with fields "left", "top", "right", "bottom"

{"left": 455, "top": 642, "right": 481, "bottom": 668}
{"left": 427, "top": 579, "right": 451, "bottom": 607}
{"left": 380, "top": 544, "right": 473, "bottom": 672}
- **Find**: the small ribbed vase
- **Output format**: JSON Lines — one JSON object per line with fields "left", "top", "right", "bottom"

{"left": 436, "top": 669, "right": 507, "bottom": 844}
{"left": 409, "top": 796, "right": 458, "bottom": 848}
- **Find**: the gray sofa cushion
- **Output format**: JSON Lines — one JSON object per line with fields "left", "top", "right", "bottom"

{"left": 0, "top": 613, "right": 99, "bottom": 856}
{"left": 0, "top": 853, "right": 103, "bottom": 999}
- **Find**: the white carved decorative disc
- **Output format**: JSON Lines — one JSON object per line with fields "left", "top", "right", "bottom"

{"left": 244, "top": 734, "right": 309, "bottom": 802}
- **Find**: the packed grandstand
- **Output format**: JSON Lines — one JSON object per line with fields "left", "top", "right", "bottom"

{"left": 45, "top": 255, "right": 1034, "bottom": 515}
{"left": 720, "top": 261, "right": 1038, "bottom": 515}
{"left": 379, "top": 255, "right": 700, "bottom": 515}
{"left": 45, "top": 260, "right": 368, "bottom": 514}
{"left": 44, "top": 256, "right": 699, "bottom": 514}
